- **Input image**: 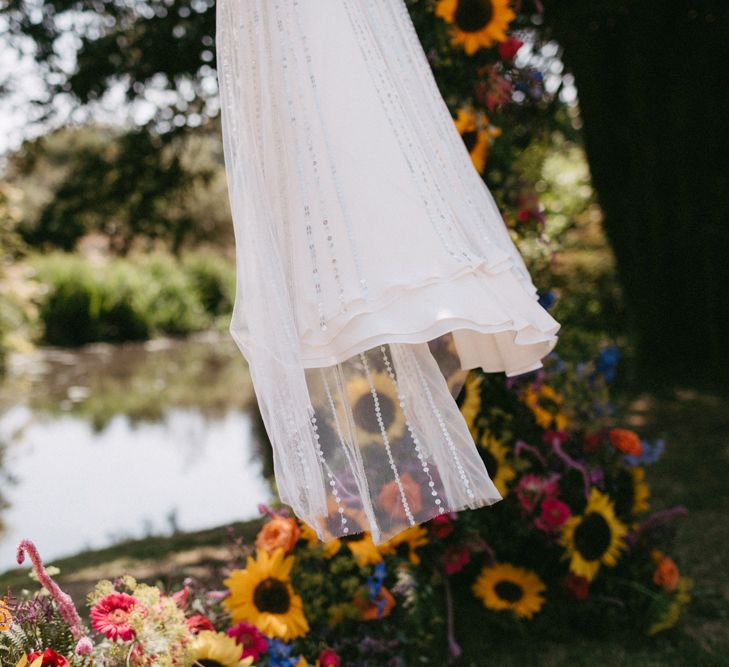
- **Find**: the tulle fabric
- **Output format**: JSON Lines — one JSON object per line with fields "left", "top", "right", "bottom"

{"left": 215, "top": 0, "right": 559, "bottom": 544}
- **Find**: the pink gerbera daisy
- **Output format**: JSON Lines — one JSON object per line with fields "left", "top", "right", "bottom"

{"left": 226, "top": 621, "right": 268, "bottom": 661}
{"left": 90, "top": 592, "right": 141, "bottom": 641}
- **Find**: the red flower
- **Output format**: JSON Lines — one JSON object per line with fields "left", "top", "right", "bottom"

{"left": 27, "top": 649, "right": 69, "bottom": 667}
{"left": 318, "top": 648, "right": 342, "bottom": 667}
{"left": 186, "top": 614, "right": 215, "bottom": 634}
{"left": 583, "top": 431, "right": 602, "bottom": 454}
{"left": 90, "top": 592, "right": 141, "bottom": 641}
{"left": 562, "top": 574, "right": 590, "bottom": 600}
{"left": 498, "top": 37, "right": 523, "bottom": 60}
{"left": 429, "top": 514, "right": 454, "bottom": 539}
{"left": 443, "top": 544, "right": 471, "bottom": 575}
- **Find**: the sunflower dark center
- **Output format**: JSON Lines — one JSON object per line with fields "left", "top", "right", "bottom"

{"left": 340, "top": 532, "right": 366, "bottom": 543}
{"left": 573, "top": 512, "right": 612, "bottom": 561}
{"left": 455, "top": 0, "right": 494, "bottom": 32}
{"left": 539, "top": 397, "right": 560, "bottom": 413}
{"left": 353, "top": 392, "right": 397, "bottom": 435}
{"left": 197, "top": 661, "right": 226, "bottom": 667}
{"left": 253, "top": 577, "right": 291, "bottom": 614}
{"left": 461, "top": 129, "right": 478, "bottom": 153}
{"left": 494, "top": 580, "right": 524, "bottom": 603}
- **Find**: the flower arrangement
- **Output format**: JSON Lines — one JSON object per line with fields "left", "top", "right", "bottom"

{"left": 0, "top": 343, "right": 690, "bottom": 665}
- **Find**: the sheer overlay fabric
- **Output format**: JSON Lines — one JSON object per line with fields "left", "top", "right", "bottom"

{"left": 215, "top": 0, "right": 560, "bottom": 544}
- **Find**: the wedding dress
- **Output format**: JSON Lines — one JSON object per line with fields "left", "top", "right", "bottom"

{"left": 215, "top": 0, "right": 560, "bottom": 544}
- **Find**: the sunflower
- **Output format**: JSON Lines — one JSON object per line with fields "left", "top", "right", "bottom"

{"left": 520, "top": 383, "right": 568, "bottom": 431}
{"left": 345, "top": 370, "right": 406, "bottom": 448}
{"left": 0, "top": 598, "right": 12, "bottom": 631}
{"left": 459, "top": 371, "right": 482, "bottom": 439}
{"left": 223, "top": 548, "right": 309, "bottom": 641}
{"left": 630, "top": 467, "right": 650, "bottom": 515}
{"left": 561, "top": 488, "right": 628, "bottom": 581}
{"left": 435, "top": 0, "right": 516, "bottom": 55}
{"left": 380, "top": 525, "right": 429, "bottom": 565}
{"left": 341, "top": 531, "right": 386, "bottom": 567}
{"left": 15, "top": 657, "right": 44, "bottom": 667}
{"left": 479, "top": 434, "right": 516, "bottom": 496}
{"left": 648, "top": 577, "right": 693, "bottom": 635}
{"left": 472, "top": 563, "right": 546, "bottom": 619}
{"left": 299, "top": 521, "right": 341, "bottom": 559}
{"left": 454, "top": 108, "right": 502, "bottom": 173}
{"left": 189, "top": 630, "right": 254, "bottom": 667}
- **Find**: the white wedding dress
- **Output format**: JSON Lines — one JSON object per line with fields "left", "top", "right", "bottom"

{"left": 216, "top": 0, "right": 559, "bottom": 544}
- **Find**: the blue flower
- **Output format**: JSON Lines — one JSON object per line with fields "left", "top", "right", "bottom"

{"left": 366, "top": 562, "right": 388, "bottom": 618}
{"left": 538, "top": 289, "right": 557, "bottom": 311}
{"left": 267, "top": 639, "right": 297, "bottom": 667}
{"left": 624, "top": 439, "right": 665, "bottom": 467}
{"left": 596, "top": 345, "right": 621, "bottom": 383}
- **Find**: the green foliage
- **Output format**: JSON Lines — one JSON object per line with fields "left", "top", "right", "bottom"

{"left": 29, "top": 252, "right": 232, "bottom": 346}
{"left": 6, "top": 126, "right": 229, "bottom": 255}
{"left": 180, "top": 250, "right": 236, "bottom": 317}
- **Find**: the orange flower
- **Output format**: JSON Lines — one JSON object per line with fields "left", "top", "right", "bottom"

{"left": 608, "top": 429, "right": 643, "bottom": 457}
{"left": 653, "top": 555, "right": 680, "bottom": 593}
{"left": 255, "top": 517, "right": 301, "bottom": 555}
{"left": 377, "top": 473, "right": 422, "bottom": 521}
{"left": 358, "top": 587, "right": 396, "bottom": 621}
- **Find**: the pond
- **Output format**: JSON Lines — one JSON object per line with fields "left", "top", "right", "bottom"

{"left": 0, "top": 332, "right": 273, "bottom": 572}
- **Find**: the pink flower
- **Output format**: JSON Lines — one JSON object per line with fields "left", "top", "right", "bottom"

{"left": 16, "top": 540, "right": 87, "bottom": 642}
{"left": 74, "top": 638, "right": 94, "bottom": 656}
{"left": 474, "top": 65, "right": 513, "bottom": 112}
{"left": 90, "top": 593, "right": 141, "bottom": 641}
{"left": 514, "top": 474, "right": 559, "bottom": 513}
{"left": 498, "top": 37, "right": 523, "bottom": 60}
{"left": 226, "top": 621, "right": 268, "bottom": 661}
{"left": 318, "top": 648, "right": 342, "bottom": 667}
{"left": 534, "top": 497, "right": 571, "bottom": 532}
{"left": 171, "top": 586, "right": 189, "bottom": 609}
{"left": 443, "top": 544, "right": 471, "bottom": 575}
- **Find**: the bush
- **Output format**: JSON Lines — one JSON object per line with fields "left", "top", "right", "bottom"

{"left": 30, "top": 253, "right": 227, "bottom": 346}
{"left": 180, "top": 251, "right": 236, "bottom": 317}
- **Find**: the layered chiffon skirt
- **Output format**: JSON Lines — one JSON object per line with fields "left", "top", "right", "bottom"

{"left": 216, "top": 0, "right": 560, "bottom": 544}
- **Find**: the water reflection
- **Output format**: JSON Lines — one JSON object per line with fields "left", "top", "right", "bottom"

{"left": 0, "top": 333, "right": 273, "bottom": 571}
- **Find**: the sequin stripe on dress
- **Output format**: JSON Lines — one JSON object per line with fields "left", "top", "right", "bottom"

{"left": 332, "top": 361, "right": 383, "bottom": 540}
{"left": 318, "top": 366, "right": 370, "bottom": 537}
{"left": 379, "top": 344, "right": 448, "bottom": 517}
{"left": 362, "top": 0, "right": 485, "bottom": 266}
{"left": 373, "top": 0, "right": 498, "bottom": 262}
{"left": 388, "top": 0, "right": 522, "bottom": 266}
{"left": 280, "top": 1, "right": 362, "bottom": 319}
{"left": 227, "top": 1, "right": 326, "bottom": 519}
{"left": 390, "top": 343, "right": 477, "bottom": 508}
{"left": 260, "top": 2, "right": 296, "bottom": 295}
{"left": 341, "top": 0, "right": 475, "bottom": 265}
{"left": 294, "top": 0, "right": 369, "bottom": 313}
{"left": 270, "top": 0, "right": 329, "bottom": 332}
{"left": 359, "top": 350, "right": 416, "bottom": 528}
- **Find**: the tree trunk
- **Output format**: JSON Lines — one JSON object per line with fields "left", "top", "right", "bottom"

{"left": 543, "top": 1, "right": 729, "bottom": 388}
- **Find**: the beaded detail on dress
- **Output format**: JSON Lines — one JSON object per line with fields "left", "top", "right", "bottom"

{"left": 216, "top": 0, "right": 559, "bottom": 544}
